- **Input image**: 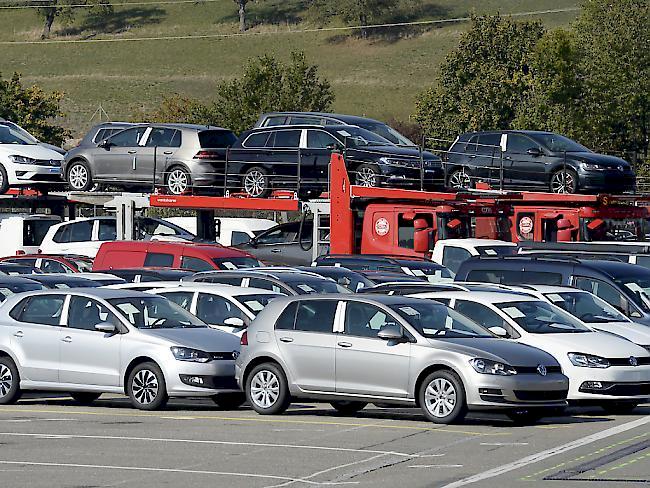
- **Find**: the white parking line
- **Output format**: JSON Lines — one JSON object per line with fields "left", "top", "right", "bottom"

{"left": 0, "top": 460, "right": 358, "bottom": 485}
{"left": 0, "top": 432, "right": 432, "bottom": 458}
{"left": 480, "top": 443, "right": 529, "bottom": 446}
{"left": 409, "top": 464, "right": 463, "bottom": 469}
{"left": 439, "top": 416, "right": 650, "bottom": 488}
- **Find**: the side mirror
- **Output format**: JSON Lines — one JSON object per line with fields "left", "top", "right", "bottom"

{"left": 489, "top": 326, "right": 509, "bottom": 338}
{"left": 377, "top": 325, "right": 405, "bottom": 341}
{"left": 99, "top": 140, "right": 113, "bottom": 150}
{"left": 224, "top": 317, "right": 246, "bottom": 328}
{"left": 413, "top": 228, "right": 431, "bottom": 254}
{"left": 95, "top": 322, "right": 118, "bottom": 334}
{"left": 527, "top": 147, "right": 542, "bottom": 157}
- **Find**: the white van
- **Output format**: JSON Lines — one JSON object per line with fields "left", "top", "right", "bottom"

{"left": 0, "top": 214, "right": 62, "bottom": 257}
{"left": 164, "top": 217, "right": 277, "bottom": 246}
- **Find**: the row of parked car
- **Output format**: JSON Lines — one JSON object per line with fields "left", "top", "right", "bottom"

{"left": 0, "top": 241, "right": 649, "bottom": 425}
{"left": 0, "top": 112, "right": 635, "bottom": 197}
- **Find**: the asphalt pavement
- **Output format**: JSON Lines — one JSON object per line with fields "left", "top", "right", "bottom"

{"left": 0, "top": 395, "right": 648, "bottom": 487}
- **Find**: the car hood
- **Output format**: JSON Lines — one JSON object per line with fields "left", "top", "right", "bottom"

{"left": 522, "top": 331, "right": 649, "bottom": 357}
{"left": 359, "top": 145, "right": 441, "bottom": 161}
{"left": 0, "top": 143, "right": 64, "bottom": 161}
{"left": 565, "top": 152, "right": 631, "bottom": 169}
{"left": 587, "top": 321, "right": 650, "bottom": 347}
{"left": 426, "top": 337, "right": 559, "bottom": 366}
{"left": 140, "top": 327, "right": 241, "bottom": 352}
{"left": 40, "top": 143, "right": 66, "bottom": 155}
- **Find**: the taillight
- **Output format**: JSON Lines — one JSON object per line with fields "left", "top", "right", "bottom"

{"left": 193, "top": 150, "right": 219, "bottom": 160}
{"left": 240, "top": 331, "right": 248, "bottom": 346}
{"left": 15, "top": 250, "right": 25, "bottom": 255}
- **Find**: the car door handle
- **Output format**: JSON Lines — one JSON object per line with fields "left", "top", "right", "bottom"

{"left": 338, "top": 342, "right": 352, "bottom": 348}
{"left": 163, "top": 151, "right": 173, "bottom": 155}
{"left": 271, "top": 249, "right": 281, "bottom": 253}
{"left": 61, "top": 336, "right": 72, "bottom": 343}
{"left": 13, "top": 331, "right": 23, "bottom": 338}
{"left": 279, "top": 337, "right": 294, "bottom": 343}
{"left": 127, "top": 150, "right": 137, "bottom": 154}
{"left": 469, "top": 155, "right": 476, "bottom": 158}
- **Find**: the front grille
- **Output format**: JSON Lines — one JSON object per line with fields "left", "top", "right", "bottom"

{"left": 210, "top": 351, "right": 238, "bottom": 361}
{"left": 580, "top": 382, "right": 650, "bottom": 396}
{"left": 514, "top": 390, "right": 568, "bottom": 401}
{"left": 514, "top": 365, "right": 562, "bottom": 375}
{"left": 608, "top": 357, "right": 650, "bottom": 366}
{"left": 32, "top": 159, "right": 61, "bottom": 166}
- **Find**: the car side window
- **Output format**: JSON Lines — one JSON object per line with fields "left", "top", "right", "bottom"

{"left": 264, "top": 116, "right": 287, "bottom": 127}
{"left": 294, "top": 300, "right": 337, "bottom": 333}
{"left": 275, "top": 302, "right": 298, "bottom": 330}
{"left": 290, "top": 116, "right": 322, "bottom": 125}
{"left": 454, "top": 300, "right": 518, "bottom": 338}
{"left": 244, "top": 132, "right": 271, "bottom": 148}
{"left": 507, "top": 134, "right": 536, "bottom": 155}
{"left": 53, "top": 226, "right": 70, "bottom": 243}
{"left": 195, "top": 275, "right": 242, "bottom": 286}
{"left": 230, "top": 231, "right": 251, "bottom": 246}
{"left": 180, "top": 256, "right": 214, "bottom": 272}
{"left": 307, "top": 130, "right": 339, "bottom": 149}
{"left": 146, "top": 128, "right": 180, "bottom": 148}
{"left": 272, "top": 130, "right": 301, "bottom": 148}
{"left": 67, "top": 296, "right": 120, "bottom": 331}
{"left": 465, "top": 269, "right": 562, "bottom": 285}
{"left": 344, "top": 301, "right": 398, "bottom": 339}
{"left": 158, "top": 291, "right": 194, "bottom": 310}
{"left": 41, "top": 259, "right": 68, "bottom": 274}
{"left": 143, "top": 252, "right": 174, "bottom": 267}
{"left": 12, "top": 295, "right": 65, "bottom": 326}
{"left": 197, "top": 293, "right": 247, "bottom": 325}
{"left": 64, "top": 221, "right": 93, "bottom": 243}
{"left": 574, "top": 276, "right": 629, "bottom": 313}
{"left": 477, "top": 133, "right": 501, "bottom": 156}
{"left": 249, "top": 277, "right": 285, "bottom": 293}
{"left": 108, "top": 127, "right": 147, "bottom": 147}
{"left": 98, "top": 220, "right": 117, "bottom": 241}
{"left": 442, "top": 246, "right": 472, "bottom": 274}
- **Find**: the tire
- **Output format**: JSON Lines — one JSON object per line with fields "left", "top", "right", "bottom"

{"left": 211, "top": 392, "right": 246, "bottom": 410}
{"left": 354, "top": 164, "right": 380, "bottom": 187}
{"left": 242, "top": 166, "right": 270, "bottom": 198}
{"left": 0, "top": 165, "right": 9, "bottom": 194}
{"left": 330, "top": 401, "right": 367, "bottom": 415}
{"left": 447, "top": 168, "right": 472, "bottom": 190}
{"left": 127, "top": 362, "right": 168, "bottom": 411}
{"left": 67, "top": 160, "right": 94, "bottom": 192}
{"left": 419, "top": 370, "right": 467, "bottom": 424}
{"left": 550, "top": 168, "right": 578, "bottom": 194}
{"left": 166, "top": 166, "right": 191, "bottom": 195}
{"left": 506, "top": 408, "right": 544, "bottom": 426}
{"left": 0, "top": 356, "right": 22, "bottom": 405}
{"left": 246, "top": 362, "right": 290, "bottom": 415}
{"left": 69, "top": 392, "right": 101, "bottom": 405}
{"left": 601, "top": 401, "right": 639, "bottom": 415}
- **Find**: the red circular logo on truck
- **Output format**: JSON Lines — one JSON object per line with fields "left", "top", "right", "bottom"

{"left": 375, "top": 218, "right": 390, "bottom": 236}
{"left": 519, "top": 216, "right": 534, "bottom": 235}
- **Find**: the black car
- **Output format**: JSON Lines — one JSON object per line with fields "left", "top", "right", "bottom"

{"left": 254, "top": 112, "right": 417, "bottom": 147}
{"left": 455, "top": 256, "right": 650, "bottom": 326}
{"left": 446, "top": 130, "right": 636, "bottom": 194}
{"left": 0, "top": 276, "right": 45, "bottom": 302}
{"left": 107, "top": 268, "right": 194, "bottom": 283}
{"left": 26, "top": 274, "right": 102, "bottom": 289}
{"left": 225, "top": 125, "right": 443, "bottom": 198}
{"left": 313, "top": 255, "right": 453, "bottom": 282}
{"left": 296, "top": 266, "right": 373, "bottom": 292}
{"left": 0, "top": 263, "right": 42, "bottom": 275}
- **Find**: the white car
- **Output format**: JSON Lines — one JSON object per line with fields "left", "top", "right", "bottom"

{"left": 411, "top": 290, "right": 650, "bottom": 413}
{"left": 0, "top": 214, "right": 61, "bottom": 256}
{"left": 430, "top": 239, "right": 517, "bottom": 276}
{"left": 0, "top": 123, "right": 64, "bottom": 194}
{"left": 149, "top": 284, "right": 283, "bottom": 334}
{"left": 511, "top": 285, "right": 650, "bottom": 349}
{"left": 164, "top": 217, "right": 277, "bottom": 246}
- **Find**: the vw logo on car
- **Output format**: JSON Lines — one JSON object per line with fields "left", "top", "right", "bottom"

{"left": 537, "top": 364, "right": 547, "bottom": 376}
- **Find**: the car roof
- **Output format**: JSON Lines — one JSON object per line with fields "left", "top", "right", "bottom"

{"left": 261, "top": 112, "right": 384, "bottom": 125}
{"left": 154, "top": 284, "right": 280, "bottom": 296}
{"left": 11, "top": 287, "right": 154, "bottom": 299}
{"left": 510, "top": 284, "right": 581, "bottom": 293}
{"left": 0, "top": 275, "right": 44, "bottom": 285}
{"left": 411, "top": 290, "right": 539, "bottom": 303}
{"left": 438, "top": 239, "right": 516, "bottom": 247}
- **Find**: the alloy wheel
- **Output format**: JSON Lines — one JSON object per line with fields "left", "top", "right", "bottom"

{"left": 244, "top": 170, "right": 266, "bottom": 197}
{"left": 250, "top": 370, "right": 280, "bottom": 409}
{"left": 551, "top": 171, "right": 575, "bottom": 194}
{"left": 69, "top": 165, "right": 88, "bottom": 190}
{"left": 167, "top": 169, "right": 189, "bottom": 195}
{"left": 424, "top": 378, "right": 457, "bottom": 419}
{"left": 131, "top": 369, "right": 159, "bottom": 405}
{"left": 355, "top": 167, "right": 378, "bottom": 187}
{"left": 448, "top": 169, "right": 471, "bottom": 189}
{"left": 0, "top": 364, "right": 12, "bottom": 398}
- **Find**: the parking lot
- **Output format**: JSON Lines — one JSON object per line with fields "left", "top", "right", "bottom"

{"left": 0, "top": 395, "right": 647, "bottom": 488}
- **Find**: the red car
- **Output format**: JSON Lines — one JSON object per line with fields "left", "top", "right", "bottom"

{"left": 92, "top": 241, "right": 261, "bottom": 272}
{"left": 0, "top": 254, "right": 94, "bottom": 273}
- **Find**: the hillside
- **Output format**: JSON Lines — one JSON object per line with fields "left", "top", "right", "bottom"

{"left": 0, "top": 0, "right": 580, "bottom": 137}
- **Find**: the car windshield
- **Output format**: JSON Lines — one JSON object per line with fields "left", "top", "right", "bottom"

{"left": 529, "top": 133, "right": 590, "bottom": 153}
{"left": 285, "top": 278, "right": 351, "bottom": 295}
{"left": 390, "top": 301, "right": 492, "bottom": 338}
{"left": 0, "top": 283, "right": 44, "bottom": 302}
{"left": 613, "top": 274, "right": 650, "bottom": 311}
{"left": 357, "top": 122, "right": 416, "bottom": 146}
{"left": 213, "top": 257, "right": 261, "bottom": 270}
{"left": 476, "top": 246, "right": 518, "bottom": 257}
{"left": 496, "top": 300, "right": 591, "bottom": 333}
{"left": 544, "top": 291, "right": 627, "bottom": 323}
{"left": 333, "top": 127, "right": 393, "bottom": 147}
{"left": 0, "top": 124, "right": 36, "bottom": 145}
{"left": 403, "top": 264, "right": 453, "bottom": 282}
{"left": 234, "top": 294, "right": 280, "bottom": 315}
{"left": 70, "top": 258, "right": 94, "bottom": 272}
{"left": 108, "top": 296, "right": 206, "bottom": 329}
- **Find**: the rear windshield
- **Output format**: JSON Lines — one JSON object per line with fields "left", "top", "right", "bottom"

{"left": 23, "top": 218, "right": 60, "bottom": 247}
{"left": 285, "top": 278, "right": 350, "bottom": 295}
{"left": 234, "top": 294, "right": 281, "bottom": 315}
{"left": 0, "top": 282, "right": 44, "bottom": 302}
{"left": 212, "top": 257, "right": 261, "bottom": 270}
{"left": 475, "top": 246, "right": 517, "bottom": 257}
{"left": 199, "top": 130, "right": 237, "bottom": 148}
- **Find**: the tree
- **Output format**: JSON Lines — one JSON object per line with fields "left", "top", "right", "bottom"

{"left": 234, "top": 0, "right": 249, "bottom": 32}
{"left": 308, "top": 0, "right": 403, "bottom": 38}
{"left": 413, "top": 14, "right": 545, "bottom": 142}
{"left": 0, "top": 72, "right": 69, "bottom": 146}
{"left": 37, "top": 0, "right": 112, "bottom": 39}
{"left": 139, "top": 94, "right": 211, "bottom": 124}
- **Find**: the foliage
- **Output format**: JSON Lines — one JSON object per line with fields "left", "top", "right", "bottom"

{"left": 0, "top": 72, "right": 69, "bottom": 146}
{"left": 138, "top": 94, "right": 210, "bottom": 125}
{"left": 413, "top": 14, "right": 544, "bottom": 142}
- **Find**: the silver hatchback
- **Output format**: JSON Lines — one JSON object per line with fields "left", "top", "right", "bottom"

{"left": 0, "top": 288, "right": 243, "bottom": 410}
{"left": 236, "top": 295, "right": 569, "bottom": 424}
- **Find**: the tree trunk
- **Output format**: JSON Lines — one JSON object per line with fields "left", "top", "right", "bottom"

{"left": 359, "top": 11, "right": 368, "bottom": 39}
{"left": 41, "top": 8, "right": 56, "bottom": 39}
{"left": 237, "top": 0, "right": 246, "bottom": 32}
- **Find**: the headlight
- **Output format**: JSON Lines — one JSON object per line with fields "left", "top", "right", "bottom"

{"left": 469, "top": 358, "right": 517, "bottom": 376}
{"left": 567, "top": 353, "right": 610, "bottom": 368}
{"left": 378, "top": 157, "right": 419, "bottom": 168}
{"left": 9, "top": 155, "right": 37, "bottom": 164}
{"left": 581, "top": 162, "right": 608, "bottom": 171}
{"left": 170, "top": 346, "right": 211, "bottom": 363}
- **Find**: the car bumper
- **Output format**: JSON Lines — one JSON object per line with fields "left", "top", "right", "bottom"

{"left": 165, "top": 359, "right": 239, "bottom": 397}
{"left": 465, "top": 372, "right": 569, "bottom": 410}
{"left": 578, "top": 170, "right": 636, "bottom": 193}
{"left": 378, "top": 164, "right": 445, "bottom": 189}
{"left": 567, "top": 365, "right": 650, "bottom": 400}
{"left": 7, "top": 164, "right": 64, "bottom": 185}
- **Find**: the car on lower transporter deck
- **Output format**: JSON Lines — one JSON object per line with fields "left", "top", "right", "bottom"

{"left": 236, "top": 294, "right": 569, "bottom": 425}
{"left": 0, "top": 288, "right": 244, "bottom": 410}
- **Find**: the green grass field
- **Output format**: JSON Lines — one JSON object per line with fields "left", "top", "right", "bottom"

{"left": 0, "top": 0, "right": 579, "bottom": 138}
